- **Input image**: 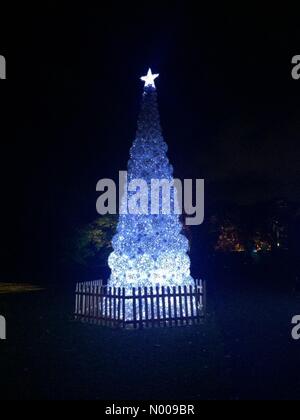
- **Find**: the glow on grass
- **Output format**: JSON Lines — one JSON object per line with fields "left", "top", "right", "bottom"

{"left": 0, "top": 283, "right": 44, "bottom": 295}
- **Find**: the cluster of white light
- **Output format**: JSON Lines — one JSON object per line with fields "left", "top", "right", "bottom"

{"left": 108, "top": 250, "right": 193, "bottom": 289}
{"left": 107, "top": 70, "right": 194, "bottom": 319}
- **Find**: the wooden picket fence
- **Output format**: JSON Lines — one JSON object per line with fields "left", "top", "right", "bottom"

{"left": 75, "top": 279, "right": 206, "bottom": 329}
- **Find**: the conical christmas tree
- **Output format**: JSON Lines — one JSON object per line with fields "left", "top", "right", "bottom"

{"left": 108, "top": 69, "right": 194, "bottom": 290}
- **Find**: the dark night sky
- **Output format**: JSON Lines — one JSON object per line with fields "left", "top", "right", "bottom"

{"left": 1, "top": 2, "right": 300, "bottom": 281}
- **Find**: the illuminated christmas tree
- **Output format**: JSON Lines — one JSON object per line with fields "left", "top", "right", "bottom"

{"left": 108, "top": 69, "right": 194, "bottom": 290}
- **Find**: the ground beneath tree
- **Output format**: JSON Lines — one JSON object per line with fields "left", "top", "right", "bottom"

{"left": 0, "top": 274, "right": 300, "bottom": 400}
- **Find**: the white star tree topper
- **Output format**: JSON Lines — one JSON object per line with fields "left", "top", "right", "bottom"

{"left": 140, "top": 68, "right": 159, "bottom": 88}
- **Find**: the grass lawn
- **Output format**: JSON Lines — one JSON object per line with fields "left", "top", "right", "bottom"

{"left": 0, "top": 278, "right": 300, "bottom": 400}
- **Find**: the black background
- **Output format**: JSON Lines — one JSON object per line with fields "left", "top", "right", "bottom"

{"left": 1, "top": 2, "right": 300, "bottom": 283}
